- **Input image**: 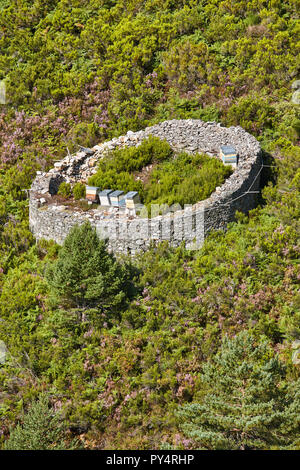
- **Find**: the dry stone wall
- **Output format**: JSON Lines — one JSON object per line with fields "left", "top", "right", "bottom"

{"left": 29, "top": 119, "right": 262, "bottom": 255}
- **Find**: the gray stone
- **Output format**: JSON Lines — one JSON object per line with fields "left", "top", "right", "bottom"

{"left": 291, "top": 80, "right": 300, "bottom": 90}
{"left": 292, "top": 90, "right": 300, "bottom": 105}
{"left": 0, "top": 340, "right": 7, "bottom": 364}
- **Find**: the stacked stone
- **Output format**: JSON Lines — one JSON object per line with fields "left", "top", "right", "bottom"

{"left": 29, "top": 120, "right": 261, "bottom": 256}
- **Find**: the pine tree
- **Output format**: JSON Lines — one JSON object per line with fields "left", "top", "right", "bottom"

{"left": 177, "top": 331, "right": 300, "bottom": 450}
{"left": 4, "top": 394, "right": 78, "bottom": 450}
{"left": 46, "top": 222, "right": 130, "bottom": 315}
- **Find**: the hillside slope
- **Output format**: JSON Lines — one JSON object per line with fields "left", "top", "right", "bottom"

{"left": 0, "top": 0, "right": 299, "bottom": 449}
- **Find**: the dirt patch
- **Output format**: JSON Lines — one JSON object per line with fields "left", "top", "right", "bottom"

{"left": 37, "top": 193, "right": 93, "bottom": 212}
{"left": 133, "top": 162, "right": 158, "bottom": 185}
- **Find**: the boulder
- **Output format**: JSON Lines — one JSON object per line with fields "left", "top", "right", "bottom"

{"left": 0, "top": 340, "right": 7, "bottom": 364}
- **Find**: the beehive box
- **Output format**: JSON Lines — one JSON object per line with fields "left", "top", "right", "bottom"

{"left": 125, "top": 191, "right": 140, "bottom": 209}
{"left": 110, "top": 190, "right": 125, "bottom": 207}
{"left": 86, "top": 186, "right": 100, "bottom": 202}
{"left": 220, "top": 145, "right": 238, "bottom": 167}
{"left": 99, "top": 189, "right": 113, "bottom": 206}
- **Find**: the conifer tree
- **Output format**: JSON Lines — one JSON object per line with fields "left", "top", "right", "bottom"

{"left": 46, "top": 222, "right": 130, "bottom": 315}
{"left": 177, "top": 331, "right": 300, "bottom": 450}
{"left": 4, "top": 394, "right": 78, "bottom": 450}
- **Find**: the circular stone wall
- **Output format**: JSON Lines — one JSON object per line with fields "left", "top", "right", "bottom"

{"left": 29, "top": 119, "right": 262, "bottom": 255}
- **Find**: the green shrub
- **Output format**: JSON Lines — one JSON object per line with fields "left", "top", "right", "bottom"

{"left": 1, "top": 0, "right": 300, "bottom": 452}
{"left": 65, "top": 122, "right": 99, "bottom": 154}
{"left": 177, "top": 332, "right": 300, "bottom": 450}
{"left": 144, "top": 152, "right": 232, "bottom": 208}
{"left": 4, "top": 394, "right": 79, "bottom": 450}
{"left": 89, "top": 137, "right": 232, "bottom": 207}
{"left": 57, "top": 182, "right": 72, "bottom": 199}
{"left": 73, "top": 182, "right": 86, "bottom": 200}
{"left": 88, "top": 136, "right": 173, "bottom": 196}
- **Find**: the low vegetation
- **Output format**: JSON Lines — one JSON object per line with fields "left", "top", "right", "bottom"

{"left": 143, "top": 151, "right": 232, "bottom": 208}
{"left": 89, "top": 136, "right": 232, "bottom": 208}
{"left": 88, "top": 135, "right": 173, "bottom": 199}
{"left": 0, "top": 0, "right": 299, "bottom": 450}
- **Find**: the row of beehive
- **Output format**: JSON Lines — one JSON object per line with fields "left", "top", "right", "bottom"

{"left": 86, "top": 187, "right": 140, "bottom": 208}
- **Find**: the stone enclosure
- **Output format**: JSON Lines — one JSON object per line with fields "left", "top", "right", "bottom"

{"left": 29, "top": 119, "right": 262, "bottom": 255}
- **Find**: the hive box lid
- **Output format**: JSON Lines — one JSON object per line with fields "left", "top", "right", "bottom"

{"left": 220, "top": 145, "right": 236, "bottom": 155}
{"left": 125, "top": 191, "right": 139, "bottom": 199}
{"left": 110, "top": 190, "right": 124, "bottom": 197}
{"left": 99, "top": 189, "right": 114, "bottom": 196}
{"left": 86, "top": 185, "right": 100, "bottom": 191}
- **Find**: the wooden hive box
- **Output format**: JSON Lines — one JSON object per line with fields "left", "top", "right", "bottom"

{"left": 99, "top": 189, "right": 114, "bottom": 206}
{"left": 125, "top": 191, "right": 140, "bottom": 209}
{"left": 86, "top": 186, "right": 100, "bottom": 203}
{"left": 220, "top": 145, "right": 238, "bottom": 167}
{"left": 110, "top": 190, "right": 125, "bottom": 207}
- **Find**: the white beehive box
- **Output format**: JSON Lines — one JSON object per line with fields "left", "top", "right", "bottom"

{"left": 220, "top": 145, "right": 238, "bottom": 167}
{"left": 99, "top": 189, "right": 113, "bottom": 206}
{"left": 110, "top": 190, "right": 125, "bottom": 207}
{"left": 86, "top": 186, "right": 100, "bottom": 203}
{"left": 125, "top": 191, "right": 140, "bottom": 209}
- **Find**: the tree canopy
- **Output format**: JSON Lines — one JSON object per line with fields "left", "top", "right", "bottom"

{"left": 46, "top": 221, "right": 130, "bottom": 314}
{"left": 177, "top": 331, "right": 300, "bottom": 450}
{"left": 4, "top": 394, "right": 79, "bottom": 450}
